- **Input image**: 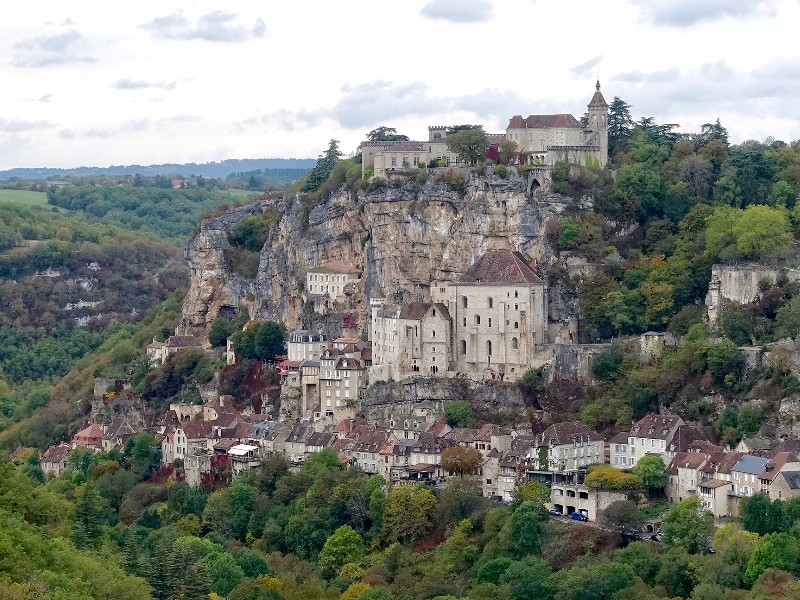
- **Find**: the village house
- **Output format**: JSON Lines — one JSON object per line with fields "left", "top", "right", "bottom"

{"left": 318, "top": 348, "right": 367, "bottom": 418}
{"left": 100, "top": 417, "right": 137, "bottom": 452}
{"left": 228, "top": 444, "right": 261, "bottom": 478}
{"left": 610, "top": 414, "right": 684, "bottom": 468}
{"left": 40, "top": 442, "right": 72, "bottom": 479}
{"left": 496, "top": 436, "right": 538, "bottom": 501}
{"left": 731, "top": 455, "right": 769, "bottom": 497}
{"left": 287, "top": 329, "right": 328, "bottom": 362}
{"left": 305, "top": 261, "right": 361, "bottom": 312}
{"left": 530, "top": 421, "right": 604, "bottom": 472}
{"left": 72, "top": 423, "right": 105, "bottom": 453}
{"left": 771, "top": 471, "right": 800, "bottom": 501}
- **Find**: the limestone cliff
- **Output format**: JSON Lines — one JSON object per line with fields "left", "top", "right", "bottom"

{"left": 177, "top": 170, "right": 589, "bottom": 342}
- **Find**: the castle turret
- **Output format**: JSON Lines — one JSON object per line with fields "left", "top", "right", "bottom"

{"left": 587, "top": 80, "right": 609, "bottom": 167}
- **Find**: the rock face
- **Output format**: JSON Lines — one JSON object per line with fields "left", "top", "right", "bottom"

{"left": 178, "top": 170, "right": 588, "bottom": 342}
{"left": 706, "top": 263, "right": 800, "bottom": 325}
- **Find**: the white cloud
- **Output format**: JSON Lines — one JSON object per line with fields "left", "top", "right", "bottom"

{"left": 113, "top": 79, "right": 177, "bottom": 90}
{"left": 12, "top": 30, "right": 96, "bottom": 67}
{"left": 420, "top": 0, "right": 493, "bottom": 23}
{"left": 140, "top": 11, "right": 266, "bottom": 42}
{"left": 635, "top": 0, "right": 781, "bottom": 26}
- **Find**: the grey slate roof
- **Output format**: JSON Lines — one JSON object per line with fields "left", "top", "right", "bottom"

{"left": 778, "top": 471, "right": 800, "bottom": 489}
{"left": 732, "top": 455, "right": 770, "bottom": 475}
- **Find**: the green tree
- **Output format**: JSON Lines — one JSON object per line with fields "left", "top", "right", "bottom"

{"left": 124, "top": 433, "right": 161, "bottom": 479}
{"left": 608, "top": 97, "right": 634, "bottom": 157}
{"left": 235, "top": 547, "right": 270, "bottom": 578}
{"left": 558, "top": 217, "right": 579, "bottom": 249}
{"left": 382, "top": 485, "right": 436, "bottom": 544}
{"left": 552, "top": 561, "right": 636, "bottom": 600}
{"left": 602, "top": 500, "right": 643, "bottom": 530}
{"left": 706, "top": 338, "right": 744, "bottom": 384}
{"left": 208, "top": 317, "right": 235, "bottom": 348}
{"left": 632, "top": 455, "right": 668, "bottom": 493}
{"left": 745, "top": 532, "right": 800, "bottom": 586}
{"left": 499, "top": 140, "right": 518, "bottom": 165}
{"left": 774, "top": 296, "right": 800, "bottom": 338}
{"left": 366, "top": 126, "right": 409, "bottom": 142}
{"left": 446, "top": 128, "right": 489, "bottom": 166}
{"left": 507, "top": 501, "right": 546, "bottom": 558}
{"left": 318, "top": 525, "right": 365, "bottom": 579}
{"left": 444, "top": 400, "right": 476, "bottom": 428}
{"left": 72, "top": 480, "right": 107, "bottom": 550}
{"left": 718, "top": 302, "right": 752, "bottom": 346}
{"left": 511, "top": 481, "right": 550, "bottom": 508}
{"left": 305, "top": 139, "right": 342, "bottom": 192}
{"left": 732, "top": 204, "right": 792, "bottom": 259}
{"left": 301, "top": 448, "right": 341, "bottom": 481}
{"left": 441, "top": 445, "right": 483, "bottom": 478}
{"left": 233, "top": 321, "right": 286, "bottom": 361}
{"left": 740, "top": 493, "right": 779, "bottom": 535}
{"left": 204, "top": 551, "right": 245, "bottom": 596}
{"left": 662, "top": 496, "right": 713, "bottom": 554}
{"left": 499, "top": 555, "right": 553, "bottom": 600}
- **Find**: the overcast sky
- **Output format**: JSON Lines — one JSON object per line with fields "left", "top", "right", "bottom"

{"left": 1, "top": 0, "right": 799, "bottom": 169}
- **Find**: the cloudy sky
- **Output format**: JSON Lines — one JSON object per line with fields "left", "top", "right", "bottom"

{"left": 1, "top": 0, "right": 799, "bottom": 169}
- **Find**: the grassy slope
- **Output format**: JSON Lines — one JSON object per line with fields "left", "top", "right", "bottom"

{"left": 0, "top": 189, "right": 49, "bottom": 207}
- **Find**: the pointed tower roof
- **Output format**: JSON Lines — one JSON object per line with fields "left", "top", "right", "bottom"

{"left": 588, "top": 80, "right": 608, "bottom": 109}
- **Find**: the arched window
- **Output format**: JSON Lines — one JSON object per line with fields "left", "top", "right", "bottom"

{"left": 475, "top": 315, "right": 481, "bottom": 325}
{"left": 486, "top": 340, "right": 492, "bottom": 356}
{"left": 512, "top": 337, "right": 518, "bottom": 349}
{"left": 462, "top": 296, "right": 468, "bottom": 308}
{"left": 461, "top": 340, "right": 467, "bottom": 355}
{"left": 487, "top": 297, "right": 493, "bottom": 308}
{"left": 488, "top": 318, "right": 492, "bottom": 328}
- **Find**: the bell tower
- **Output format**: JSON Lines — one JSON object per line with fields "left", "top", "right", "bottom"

{"left": 587, "top": 80, "right": 609, "bottom": 167}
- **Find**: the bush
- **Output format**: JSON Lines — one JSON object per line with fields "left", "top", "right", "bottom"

{"left": 224, "top": 248, "right": 261, "bottom": 278}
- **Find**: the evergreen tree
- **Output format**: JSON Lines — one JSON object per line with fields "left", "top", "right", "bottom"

{"left": 305, "top": 140, "right": 342, "bottom": 192}
{"left": 607, "top": 97, "right": 634, "bottom": 157}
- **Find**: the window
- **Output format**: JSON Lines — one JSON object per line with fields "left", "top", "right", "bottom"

{"left": 462, "top": 317, "right": 467, "bottom": 327}
{"left": 475, "top": 315, "right": 481, "bottom": 325}
{"left": 462, "top": 296, "right": 468, "bottom": 308}
{"left": 514, "top": 303, "right": 518, "bottom": 310}
{"left": 461, "top": 340, "right": 467, "bottom": 355}
{"left": 514, "top": 321, "right": 519, "bottom": 329}
{"left": 486, "top": 340, "right": 492, "bottom": 356}
{"left": 432, "top": 330, "right": 436, "bottom": 338}
{"left": 514, "top": 290, "right": 519, "bottom": 298}
{"left": 488, "top": 318, "right": 492, "bottom": 327}
{"left": 512, "top": 337, "right": 518, "bottom": 349}
{"left": 487, "top": 297, "right": 493, "bottom": 308}
{"left": 432, "top": 308, "right": 436, "bottom": 317}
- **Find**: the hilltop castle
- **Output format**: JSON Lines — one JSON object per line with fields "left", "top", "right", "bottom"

{"left": 361, "top": 81, "right": 609, "bottom": 188}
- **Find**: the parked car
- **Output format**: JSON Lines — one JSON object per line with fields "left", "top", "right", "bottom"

{"left": 548, "top": 508, "right": 562, "bottom": 516}
{"left": 570, "top": 511, "right": 588, "bottom": 521}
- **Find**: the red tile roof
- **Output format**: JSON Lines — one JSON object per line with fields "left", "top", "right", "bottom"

{"left": 459, "top": 250, "right": 544, "bottom": 285}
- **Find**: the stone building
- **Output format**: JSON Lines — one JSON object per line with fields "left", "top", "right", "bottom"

{"left": 439, "top": 249, "right": 547, "bottom": 382}
{"left": 610, "top": 414, "right": 684, "bottom": 468}
{"left": 305, "top": 261, "right": 361, "bottom": 312}
{"left": 287, "top": 330, "right": 328, "bottom": 362}
{"left": 505, "top": 80, "right": 608, "bottom": 172}
{"left": 370, "top": 249, "right": 547, "bottom": 383}
{"left": 318, "top": 348, "right": 367, "bottom": 418}
{"left": 361, "top": 82, "right": 609, "bottom": 183}
{"left": 530, "top": 421, "right": 605, "bottom": 472}
{"left": 371, "top": 301, "right": 453, "bottom": 381}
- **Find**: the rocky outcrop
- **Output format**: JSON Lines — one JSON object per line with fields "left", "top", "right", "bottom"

{"left": 178, "top": 170, "right": 588, "bottom": 342}
{"left": 706, "top": 263, "right": 800, "bottom": 325}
